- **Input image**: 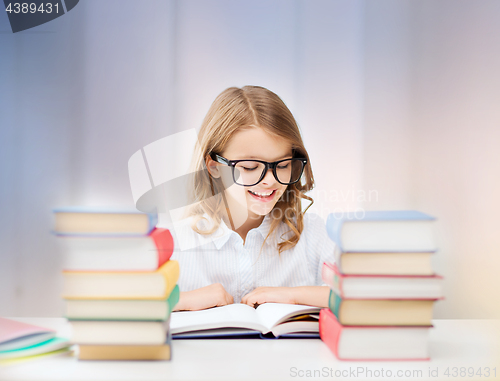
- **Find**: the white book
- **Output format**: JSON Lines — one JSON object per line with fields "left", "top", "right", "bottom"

{"left": 57, "top": 228, "right": 173, "bottom": 272}
{"left": 60, "top": 236, "right": 159, "bottom": 271}
{"left": 170, "top": 303, "right": 320, "bottom": 339}
{"left": 339, "top": 327, "right": 429, "bottom": 359}
{"left": 70, "top": 320, "right": 170, "bottom": 345}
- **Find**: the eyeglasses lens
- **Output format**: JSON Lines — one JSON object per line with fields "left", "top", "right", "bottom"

{"left": 233, "top": 160, "right": 303, "bottom": 186}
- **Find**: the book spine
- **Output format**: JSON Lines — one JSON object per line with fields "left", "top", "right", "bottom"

{"left": 157, "top": 260, "right": 180, "bottom": 299}
{"left": 78, "top": 344, "right": 171, "bottom": 360}
{"left": 328, "top": 289, "right": 342, "bottom": 321}
{"left": 334, "top": 246, "right": 343, "bottom": 272}
{"left": 319, "top": 309, "right": 342, "bottom": 359}
{"left": 321, "top": 263, "right": 343, "bottom": 297}
{"left": 167, "top": 285, "right": 180, "bottom": 314}
{"left": 150, "top": 229, "right": 174, "bottom": 268}
{"left": 326, "top": 214, "right": 344, "bottom": 249}
{"left": 147, "top": 213, "right": 159, "bottom": 233}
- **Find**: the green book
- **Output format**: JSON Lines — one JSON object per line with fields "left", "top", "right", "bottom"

{"left": 66, "top": 284, "right": 180, "bottom": 321}
{"left": 328, "top": 289, "right": 435, "bottom": 326}
{"left": 0, "top": 337, "right": 71, "bottom": 364}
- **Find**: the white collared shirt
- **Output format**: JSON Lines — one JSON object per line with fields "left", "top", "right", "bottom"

{"left": 169, "top": 213, "right": 336, "bottom": 303}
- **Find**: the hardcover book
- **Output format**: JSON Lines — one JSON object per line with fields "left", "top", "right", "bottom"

{"left": 60, "top": 228, "right": 174, "bottom": 272}
{"left": 319, "top": 309, "right": 430, "bottom": 361}
{"left": 334, "top": 251, "right": 434, "bottom": 275}
{"left": 77, "top": 341, "right": 171, "bottom": 361}
{"left": 53, "top": 208, "right": 157, "bottom": 236}
{"left": 170, "top": 303, "right": 321, "bottom": 339}
{"left": 326, "top": 210, "right": 436, "bottom": 252}
{"left": 62, "top": 260, "right": 179, "bottom": 300}
{"left": 322, "top": 262, "right": 443, "bottom": 299}
{"left": 65, "top": 285, "right": 180, "bottom": 320}
{"left": 70, "top": 320, "right": 170, "bottom": 345}
{"left": 328, "top": 289, "right": 435, "bottom": 326}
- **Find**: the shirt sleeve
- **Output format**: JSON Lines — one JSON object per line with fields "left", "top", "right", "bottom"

{"left": 303, "top": 213, "right": 337, "bottom": 286}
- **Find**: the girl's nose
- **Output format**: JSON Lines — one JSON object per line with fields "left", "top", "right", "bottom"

{"left": 260, "top": 168, "right": 276, "bottom": 185}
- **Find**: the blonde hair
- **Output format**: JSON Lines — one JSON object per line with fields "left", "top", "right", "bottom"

{"left": 188, "top": 86, "right": 314, "bottom": 253}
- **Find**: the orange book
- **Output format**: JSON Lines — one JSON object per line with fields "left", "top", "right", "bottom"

{"left": 62, "top": 260, "right": 179, "bottom": 300}
{"left": 78, "top": 343, "right": 171, "bottom": 360}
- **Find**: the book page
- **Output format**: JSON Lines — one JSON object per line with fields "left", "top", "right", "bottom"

{"left": 173, "top": 328, "right": 260, "bottom": 338}
{"left": 170, "top": 304, "right": 267, "bottom": 334}
{"left": 254, "top": 303, "right": 321, "bottom": 333}
{"left": 270, "top": 321, "right": 319, "bottom": 337}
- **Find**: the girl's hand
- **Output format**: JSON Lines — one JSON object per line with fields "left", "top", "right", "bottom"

{"left": 241, "top": 286, "right": 330, "bottom": 308}
{"left": 241, "top": 287, "right": 295, "bottom": 307}
{"left": 173, "top": 283, "right": 234, "bottom": 311}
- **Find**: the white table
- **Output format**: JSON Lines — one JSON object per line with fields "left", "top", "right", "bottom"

{"left": 1, "top": 318, "right": 499, "bottom": 381}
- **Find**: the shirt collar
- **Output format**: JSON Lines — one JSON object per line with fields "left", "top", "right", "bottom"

{"left": 170, "top": 214, "right": 231, "bottom": 252}
{"left": 199, "top": 214, "right": 278, "bottom": 250}
{"left": 253, "top": 214, "right": 274, "bottom": 242}
{"left": 246, "top": 214, "right": 280, "bottom": 248}
{"left": 202, "top": 214, "right": 277, "bottom": 250}
{"left": 173, "top": 213, "right": 281, "bottom": 251}
{"left": 212, "top": 218, "right": 233, "bottom": 250}
{"left": 256, "top": 214, "right": 296, "bottom": 248}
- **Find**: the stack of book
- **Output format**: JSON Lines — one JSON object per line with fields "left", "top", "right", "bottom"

{"left": 319, "top": 210, "right": 443, "bottom": 361}
{"left": 54, "top": 208, "right": 179, "bottom": 360}
{"left": 0, "top": 318, "right": 71, "bottom": 365}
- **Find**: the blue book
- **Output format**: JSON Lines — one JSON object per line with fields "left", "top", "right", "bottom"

{"left": 0, "top": 337, "right": 71, "bottom": 363}
{"left": 326, "top": 210, "right": 436, "bottom": 252}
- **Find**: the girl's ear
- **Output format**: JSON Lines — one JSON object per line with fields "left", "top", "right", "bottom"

{"left": 205, "top": 156, "right": 221, "bottom": 178}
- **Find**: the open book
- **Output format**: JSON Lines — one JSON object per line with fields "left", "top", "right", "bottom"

{"left": 170, "top": 303, "right": 321, "bottom": 339}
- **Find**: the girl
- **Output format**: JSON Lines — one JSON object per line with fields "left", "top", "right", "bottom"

{"left": 171, "top": 85, "right": 335, "bottom": 311}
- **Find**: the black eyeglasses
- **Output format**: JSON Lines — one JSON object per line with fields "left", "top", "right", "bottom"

{"left": 210, "top": 153, "right": 307, "bottom": 186}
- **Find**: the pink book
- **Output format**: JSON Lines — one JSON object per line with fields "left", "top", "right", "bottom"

{"left": 322, "top": 262, "right": 444, "bottom": 300}
{"left": 319, "top": 309, "right": 431, "bottom": 361}
{"left": 0, "top": 318, "right": 55, "bottom": 352}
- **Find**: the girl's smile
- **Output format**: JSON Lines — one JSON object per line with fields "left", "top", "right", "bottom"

{"left": 247, "top": 189, "right": 278, "bottom": 202}
{"left": 207, "top": 126, "right": 291, "bottom": 225}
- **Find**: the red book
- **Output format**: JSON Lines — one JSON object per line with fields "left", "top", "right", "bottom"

{"left": 60, "top": 228, "right": 174, "bottom": 272}
{"left": 322, "top": 262, "right": 443, "bottom": 300}
{"left": 319, "top": 309, "right": 431, "bottom": 361}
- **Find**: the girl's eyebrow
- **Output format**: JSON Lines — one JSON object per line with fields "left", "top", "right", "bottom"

{"left": 243, "top": 154, "right": 293, "bottom": 160}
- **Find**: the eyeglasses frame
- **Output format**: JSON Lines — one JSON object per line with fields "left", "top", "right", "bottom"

{"left": 209, "top": 153, "right": 308, "bottom": 186}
